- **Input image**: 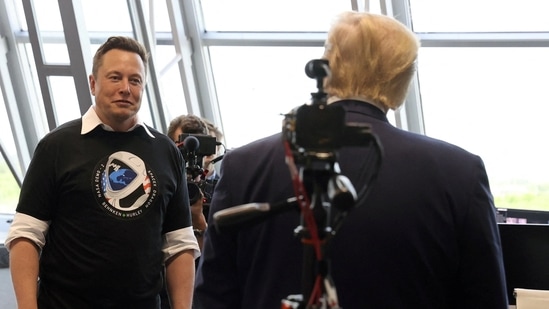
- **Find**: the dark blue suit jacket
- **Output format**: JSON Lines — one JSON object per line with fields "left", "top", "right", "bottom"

{"left": 195, "top": 100, "right": 508, "bottom": 308}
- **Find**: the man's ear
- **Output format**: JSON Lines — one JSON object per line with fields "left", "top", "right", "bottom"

{"left": 89, "top": 74, "right": 96, "bottom": 95}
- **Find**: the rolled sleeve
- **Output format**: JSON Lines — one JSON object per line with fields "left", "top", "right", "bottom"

{"left": 162, "top": 226, "right": 201, "bottom": 262}
{"left": 4, "top": 212, "right": 50, "bottom": 251}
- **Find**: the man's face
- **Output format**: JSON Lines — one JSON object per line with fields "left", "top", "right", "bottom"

{"left": 172, "top": 127, "right": 184, "bottom": 143}
{"left": 203, "top": 131, "right": 218, "bottom": 175}
{"left": 89, "top": 49, "right": 146, "bottom": 131}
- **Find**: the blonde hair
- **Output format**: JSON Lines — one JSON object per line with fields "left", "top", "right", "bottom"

{"left": 323, "top": 11, "right": 420, "bottom": 110}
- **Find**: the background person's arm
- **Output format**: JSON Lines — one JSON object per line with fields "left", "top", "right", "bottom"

{"left": 190, "top": 194, "right": 207, "bottom": 250}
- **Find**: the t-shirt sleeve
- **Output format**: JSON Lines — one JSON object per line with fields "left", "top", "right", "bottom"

{"left": 16, "top": 137, "right": 57, "bottom": 221}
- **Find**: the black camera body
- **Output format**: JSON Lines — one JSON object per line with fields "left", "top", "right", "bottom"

{"left": 178, "top": 133, "right": 218, "bottom": 205}
{"left": 283, "top": 59, "right": 376, "bottom": 162}
{"left": 178, "top": 133, "right": 217, "bottom": 160}
{"left": 283, "top": 104, "right": 376, "bottom": 156}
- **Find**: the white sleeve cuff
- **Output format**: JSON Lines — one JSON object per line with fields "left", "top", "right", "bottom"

{"left": 162, "top": 226, "right": 201, "bottom": 263}
{"left": 4, "top": 212, "right": 50, "bottom": 251}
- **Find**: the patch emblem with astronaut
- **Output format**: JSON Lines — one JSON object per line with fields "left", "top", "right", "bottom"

{"left": 92, "top": 151, "right": 158, "bottom": 219}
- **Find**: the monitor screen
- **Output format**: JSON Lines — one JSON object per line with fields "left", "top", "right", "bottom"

{"left": 498, "top": 223, "right": 549, "bottom": 305}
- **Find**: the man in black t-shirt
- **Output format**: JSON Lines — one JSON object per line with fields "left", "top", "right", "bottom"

{"left": 5, "top": 36, "right": 199, "bottom": 309}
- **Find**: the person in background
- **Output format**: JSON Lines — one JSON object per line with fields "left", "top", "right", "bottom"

{"left": 164, "top": 114, "right": 213, "bottom": 309}
{"left": 5, "top": 36, "right": 199, "bottom": 309}
{"left": 199, "top": 118, "right": 225, "bottom": 222}
{"left": 166, "top": 114, "right": 209, "bottom": 243}
{"left": 194, "top": 11, "right": 508, "bottom": 309}
{"left": 167, "top": 114, "right": 210, "bottom": 147}
{"left": 201, "top": 118, "right": 225, "bottom": 181}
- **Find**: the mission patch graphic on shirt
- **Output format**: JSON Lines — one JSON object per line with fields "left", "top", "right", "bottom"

{"left": 93, "top": 151, "right": 158, "bottom": 219}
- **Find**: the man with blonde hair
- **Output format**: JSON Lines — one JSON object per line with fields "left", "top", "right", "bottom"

{"left": 195, "top": 12, "right": 508, "bottom": 308}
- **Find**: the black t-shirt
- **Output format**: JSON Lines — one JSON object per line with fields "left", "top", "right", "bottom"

{"left": 17, "top": 119, "right": 192, "bottom": 308}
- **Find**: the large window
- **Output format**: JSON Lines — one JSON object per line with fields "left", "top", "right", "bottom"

{"left": 1, "top": 0, "right": 548, "bottom": 215}
{"left": 410, "top": 0, "right": 549, "bottom": 32}
{"left": 417, "top": 47, "right": 549, "bottom": 211}
{"left": 201, "top": 0, "right": 353, "bottom": 31}
{"left": 209, "top": 46, "right": 325, "bottom": 147}
{"left": 409, "top": 0, "right": 549, "bottom": 212}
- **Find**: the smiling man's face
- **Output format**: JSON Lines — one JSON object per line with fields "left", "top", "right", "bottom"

{"left": 89, "top": 48, "right": 146, "bottom": 131}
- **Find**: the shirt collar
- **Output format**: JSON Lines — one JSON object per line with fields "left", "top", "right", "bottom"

{"left": 327, "top": 95, "right": 388, "bottom": 114}
{"left": 81, "top": 106, "right": 155, "bottom": 138}
{"left": 328, "top": 97, "right": 389, "bottom": 123}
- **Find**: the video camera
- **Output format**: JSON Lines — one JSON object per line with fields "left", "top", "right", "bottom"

{"left": 283, "top": 59, "right": 376, "bottom": 163}
{"left": 177, "top": 133, "right": 219, "bottom": 205}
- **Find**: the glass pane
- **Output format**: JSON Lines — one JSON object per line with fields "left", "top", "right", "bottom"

{"left": 49, "top": 76, "right": 81, "bottom": 125}
{"left": 32, "top": 0, "right": 64, "bottom": 31}
{"left": 155, "top": 46, "right": 188, "bottom": 124}
{"left": 22, "top": 43, "right": 58, "bottom": 138}
{"left": 81, "top": 0, "right": 133, "bottom": 32}
{"left": 0, "top": 156, "right": 20, "bottom": 214}
{"left": 410, "top": 0, "right": 549, "bottom": 32}
{"left": 140, "top": 88, "right": 155, "bottom": 128}
{"left": 150, "top": 0, "right": 172, "bottom": 32}
{"left": 210, "top": 46, "right": 325, "bottom": 148}
{"left": 14, "top": 0, "right": 29, "bottom": 31}
{"left": 201, "top": 0, "right": 352, "bottom": 31}
{"left": 25, "top": 0, "right": 70, "bottom": 64}
{"left": 418, "top": 47, "right": 549, "bottom": 211}
{"left": 43, "top": 43, "right": 70, "bottom": 64}
{"left": 0, "top": 89, "right": 20, "bottom": 215}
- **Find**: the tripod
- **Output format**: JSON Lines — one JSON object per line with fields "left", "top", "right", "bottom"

{"left": 212, "top": 59, "right": 383, "bottom": 309}
{"left": 280, "top": 142, "right": 353, "bottom": 309}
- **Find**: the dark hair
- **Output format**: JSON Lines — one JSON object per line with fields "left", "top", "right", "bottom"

{"left": 92, "top": 36, "right": 149, "bottom": 77}
{"left": 167, "top": 114, "right": 209, "bottom": 141}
